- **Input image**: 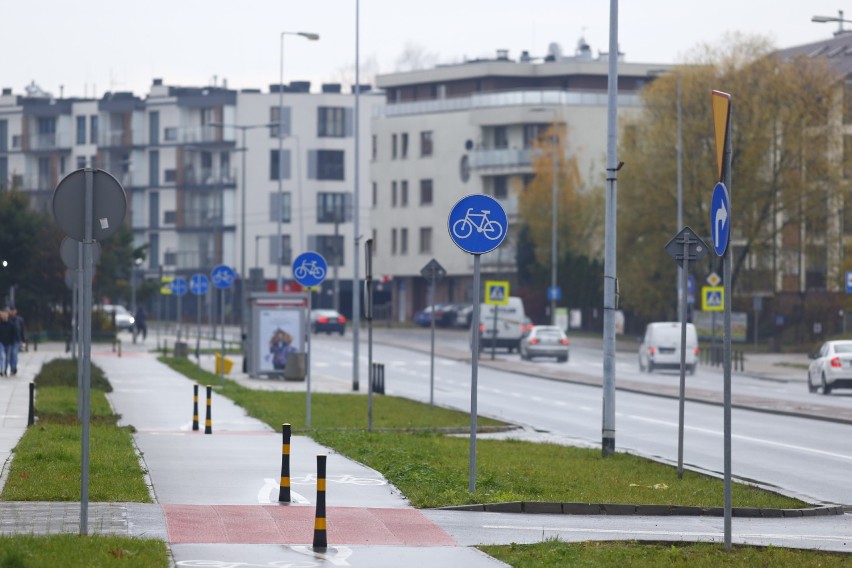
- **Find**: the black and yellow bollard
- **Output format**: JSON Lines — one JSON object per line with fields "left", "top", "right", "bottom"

{"left": 312, "top": 454, "right": 328, "bottom": 550}
{"left": 27, "top": 382, "right": 35, "bottom": 426}
{"left": 204, "top": 385, "right": 212, "bottom": 434}
{"left": 192, "top": 385, "right": 199, "bottom": 431}
{"left": 278, "top": 423, "right": 291, "bottom": 502}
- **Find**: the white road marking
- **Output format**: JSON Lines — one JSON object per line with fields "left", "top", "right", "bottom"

{"left": 258, "top": 478, "right": 311, "bottom": 504}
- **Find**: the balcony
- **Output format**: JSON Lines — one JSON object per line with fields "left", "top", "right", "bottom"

{"left": 469, "top": 148, "right": 533, "bottom": 172}
{"left": 180, "top": 168, "right": 236, "bottom": 188}
{"left": 29, "top": 132, "right": 70, "bottom": 151}
{"left": 178, "top": 209, "right": 224, "bottom": 229}
{"left": 100, "top": 129, "right": 145, "bottom": 148}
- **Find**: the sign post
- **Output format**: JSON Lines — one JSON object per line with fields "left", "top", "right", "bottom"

{"left": 365, "top": 239, "right": 374, "bottom": 406}
{"left": 190, "top": 274, "right": 210, "bottom": 361}
{"left": 664, "top": 226, "right": 708, "bottom": 479}
{"left": 420, "top": 259, "right": 447, "bottom": 407}
{"left": 211, "top": 265, "right": 236, "bottom": 382}
{"left": 448, "top": 194, "right": 507, "bottom": 493}
{"left": 292, "top": 252, "right": 327, "bottom": 429}
{"left": 171, "top": 277, "right": 188, "bottom": 343}
{"left": 485, "top": 280, "right": 509, "bottom": 360}
{"left": 711, "top": 89, "right": 733, "bottom": 551}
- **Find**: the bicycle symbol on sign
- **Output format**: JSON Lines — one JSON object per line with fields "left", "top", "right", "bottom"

{"left": 451, "top": 208, "right": 504, "bottom": 241}
{"left": 294, "top": 260, "right": 326, "bottom": 281}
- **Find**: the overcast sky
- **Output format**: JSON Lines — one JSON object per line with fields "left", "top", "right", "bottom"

{"left": 1, "top": 0, "right": 846, "bottom": 98}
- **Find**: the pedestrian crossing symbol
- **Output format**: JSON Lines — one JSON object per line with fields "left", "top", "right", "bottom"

{"left": 701, "top": 286, "right": 724, "bottom": 312}
{"left": 485, "top": 280, "right": 509, "bottom": 306}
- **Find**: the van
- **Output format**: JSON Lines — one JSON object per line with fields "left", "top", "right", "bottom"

{"left": 638, "top": 322, "right": 698, "bottom": 374}
{"left": 476, "top": 296, "right": 529, "bottom": 352}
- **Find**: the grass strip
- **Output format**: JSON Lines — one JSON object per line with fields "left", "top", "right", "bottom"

{"left": 161, "top": 356, "right": 806, "bottom": 510}
{"left": 1, "top": 358, "right": 151, "bottom": 502}
{"left": 480, "top": 540, "right": 852, "bottom": 567}
{"left": 0, "top": 534, "right": 168, "bottom": 567}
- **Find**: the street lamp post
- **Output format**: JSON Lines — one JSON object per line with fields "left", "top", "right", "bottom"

{"left": 278, "top": 31, "right": 319, "bottom": 294}
{"left": 130, "top": 257, "right": 143, "bottom": 343}
{"left": 812, "top": 10, "right": 852, "bottom": 36}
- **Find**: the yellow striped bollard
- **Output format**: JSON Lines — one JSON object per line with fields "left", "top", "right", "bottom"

{"left": 278, "top": 423, "right": 291, "bottom": 502}
{"left": 192, "top": 385, "right": 199, "bottom": 431}
{"left": 204, "top": 385, "right": 212, "bottom": 434}
{"left": 312, "top": 454, "right": 327, "bottom": 550}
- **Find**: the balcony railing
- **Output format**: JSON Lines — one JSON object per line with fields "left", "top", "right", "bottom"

{"left": 178, "top": 209, "right": 224, "bottom": 228}
{"left": 469, "top": 148, "right": 533, "bottom": 170}
{"left": 29, "top": 132, "right": 69, "bottom": 151}
{"left": 99, "top": 129, "right": 146, "bottom": 147}
{"left": 181, "top": 168, "right": 236, "bottom": 187}
{"left": 374, "top": 89, "right": 642, "bottom": 118}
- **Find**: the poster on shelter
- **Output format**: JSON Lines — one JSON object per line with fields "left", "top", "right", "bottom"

{"left": 258, "top": 309, "right": 303, "bottom": 373}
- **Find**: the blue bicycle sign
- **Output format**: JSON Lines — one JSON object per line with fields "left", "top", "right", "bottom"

{"left": 171, "top": 277, "right": 188, "bottom": 297}
{"left": 292, "top": 252, "right": 327, "bottom": 287}
{"left": 210, "top": 264, "right": 236, "bottom": 289}
{"left": 189, "top": 273, "right": 209, "bottom": 295}
{"left": 448, "top": 194, "right": 507, "bottom": 254}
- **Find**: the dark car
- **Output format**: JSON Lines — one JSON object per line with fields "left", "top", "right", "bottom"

{"left": 414, "top": 304, "right": 455, "bottom": 327}
{"left": 311, "top": 309, "right": 346, "bottom": 335}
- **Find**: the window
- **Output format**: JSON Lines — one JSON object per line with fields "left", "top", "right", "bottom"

{"left": 270, "top": 106, "right": 292, "bottom": 138}
{"left": 419, "top": 227, "right": 432, "bottom": 254}
{"left": 317, "top": 106, "right": 351, "bottom": 137}
{"left": 391, "top": 181, "right": 397, "bottom": 207}
{"left": 164, "top": 169, "right": 177, "bottom": 182}
{"left": 37, "top": 157, "right": 50, "bottom": 187}
{"left": 400, "top": 228, "right": 408, "bottom": 255}
{"left": 523, "top": 124, "right": 546, "bottom": 148}
{"left": 164, "top": 127, "right": 177, "bottom": 142}
{"left": 400, "top": 180, "right": 408, "bottom": 207}
{"left": 308, "top": 150, "right": 344, "bottom": 181}
{"left": 149, "top": 234, "right": 159, "bottom": 270}
{"left": 400, "top": 133, "right": 409, "bottom": 159}
{"left": 0, "top": 157, "right": 7, "bottom": 191}
{"left": 494, "top": 126, "right": 508, "bottom": 149}
{"left": 269, "top": 192, "right": 292, "bottom": 223}
{"left": 310, "top": 235, "right": 345, "bottom": 266}
{"left": 149, "top": 191, "right": 159, "bottom": 228}
{"left": 420, "top": 131, "right": 433, "bottom": 156}
{"left": 90, "top": 155, "right": 97, "bottom": 169}
{"left": 371, "top": 135, "right": 377, "bottom": 160}
{"left": 493, "top": 176, "right": 509, "bottom": 199}
{"left": 270, "top": 234, "right": 293, "bottom": 265}
{"left": 149, "top": 112, "right": 159, "bottom": 145}
{"left": 372, "top": 182, "right": 377, "bottom": 207}
{"left": 164, "top": 211, "right": 176, "bottom": 224}
{"left": 420, "top": 179, "right": 433, "bottom": 205}
{"left": 149, "top": 150, "right": 159, "bottom": 187}
{"left": 392, "top": 134, "right": 398, "bottom": 159}
{"left": 76, "top": 116, "right": 87, "bottom": 145}
{"left": 37, "top": 117, "right": 56, "bottom": 148}
{"left": 90, "top": 115, "right": 99, "bottom": 144}
{"left": 269, "top": 149, "right": 292, "bottom": 180}
{"left": 163, "top": 250, "right": 177, "bottom": 266}
{"left": 391, "top": 228, "right": 398, "bottom": 255}
{"left": 76, "top": 156, "right": 87, "bottom": 169}
{"left": 0, "top": 120, "right": 6, "bottom": 152}
{"left": 317, "top": 192, "right": 351, "bottom": 223}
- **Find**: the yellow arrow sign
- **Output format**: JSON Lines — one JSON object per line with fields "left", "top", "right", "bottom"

{"left": 712, "top": 90, "right": 731, "bottom": 182}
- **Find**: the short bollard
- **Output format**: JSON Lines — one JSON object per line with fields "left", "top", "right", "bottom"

{"left": 278, "top": 423, "right": 292, "bottom": 502}
{"left": 27, "top": 382, "right": 34, "bottom": 426}
{"left": 204, "top": 385, "right": 212, "bottom": 435}
{"left": 118, "top": 340, "right": 122, "bottom": 358}
{"left": 313, "top": 454, "right": 328, "bottom": 551}
{"left": 192, "top": 385, "right": 199, "bottom": 431}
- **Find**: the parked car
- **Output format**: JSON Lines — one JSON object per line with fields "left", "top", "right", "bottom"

{"left": 413, "top": 304, "right": 455, "bottom": 327}
{"left": 807, "top": 340, "right": 852, "bottom": 394}
{"left": 638, "top": 322, "right": 698, "bottom": 374}
{"left": 310, "top": 309, "right": 346, "bottom": 335}
{"left": 519, "top": 325, "right": 570, "bottom": 362}
{"left": 97, "top": 305, "right": 135, "bottom": 330}
{"left": 451, "top": 304, "right": 474, "bottom": 328}
{"left": 476, "top": 296, "right": 528, "bottom": 352}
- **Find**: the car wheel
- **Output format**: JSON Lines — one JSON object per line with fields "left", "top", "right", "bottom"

{"left": 557, "top": 356, "right": 567, "bottom": 363}
{"left": 807, "top": 373, "right": 817, "bottom": 393}
{"left": 339, "top": 330, "right": 344, "bottom": 336}
{"left": 822, "top": 373, "right": 832, "bottom": 395}
{"left": 688, "top": 364, "right": 696, "bottom": 376}
{"left": 647, "top": 362, "right": 655, "bottom": 374}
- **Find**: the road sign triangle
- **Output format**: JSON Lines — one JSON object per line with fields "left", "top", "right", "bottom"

{"left": 489, "top": 286, "right": 505, "bottom": 302}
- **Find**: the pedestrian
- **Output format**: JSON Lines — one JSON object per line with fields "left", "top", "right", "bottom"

{"left": 0, "top": 310, "right": 14, "bottom": 377}
{"left": 134, "top": 306, "right": 147, "bottom": 341}
{"left": 8, "top": 307, "right": 26, "bottom": 376}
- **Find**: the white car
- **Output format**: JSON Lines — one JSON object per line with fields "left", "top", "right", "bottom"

{"left": 97, "top": 305, "right": 135, "bottom": 330}
{"left": 638, "top": 322, "right": 698, "bottom": 374}
{"left": 519, "top": 325, "right": 569, "bottom": 362}
{"left": 807, "top": 340, "right": 852, "bottom": 394}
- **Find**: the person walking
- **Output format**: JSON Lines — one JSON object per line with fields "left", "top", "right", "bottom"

{"left": 134, "top": 306, "right": 147, "bottom": 341}
{"left": 8, "top": 307, "right": 26, "bottom": 375}
{"left": 0, "top": 310, "right": 15, "bottom": 377}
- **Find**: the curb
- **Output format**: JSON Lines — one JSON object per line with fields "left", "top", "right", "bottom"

{"left": 437, "top": 501, "right": 845, "bottom": 518}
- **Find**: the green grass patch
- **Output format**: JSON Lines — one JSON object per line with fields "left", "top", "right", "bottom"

{"left": 480, "top": 540, "right": 852, "bottom": 567}
{"left": 0, "top": 534, "right": 168, "bottom": 567}
{"left": 161, "top": 356, "right": 805, "bottom": 511}
{"left": 1, "top": 358, "right": 150, "bottom": 503}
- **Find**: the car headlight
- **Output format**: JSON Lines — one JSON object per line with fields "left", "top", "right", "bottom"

{"left": 129, "top": 317, "right": 135, "bottom": 325}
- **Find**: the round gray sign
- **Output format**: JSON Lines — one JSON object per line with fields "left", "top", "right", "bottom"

{"left": 64, "top": 268, "right": 76, "bottom": 289}
{"left": 52, "top": 169, "right": 127, "bottom": 242}
{"left": 59, "top": 237, "right": 101, "bottom": 270}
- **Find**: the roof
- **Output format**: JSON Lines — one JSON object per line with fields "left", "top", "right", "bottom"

{"left": 777, "top": 33, "right": 852, "bottom": 78}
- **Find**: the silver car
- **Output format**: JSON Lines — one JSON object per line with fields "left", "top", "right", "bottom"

{"left": 519, "top": 325, "right": 569, "bottom": 362}
{"left": 807, "top": 340, "right": 852, "bottom": 394}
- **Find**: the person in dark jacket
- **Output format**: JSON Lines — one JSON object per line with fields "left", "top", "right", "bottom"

{"left": 0, "top": 310, "right": 15, "bottom": 377}
{"left": 8, "top": 308, "right": 25, "bottom": 375}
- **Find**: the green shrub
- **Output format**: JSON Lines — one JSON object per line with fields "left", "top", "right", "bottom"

{"left": 34, "top": 359, "right": 111, "bottom": 392}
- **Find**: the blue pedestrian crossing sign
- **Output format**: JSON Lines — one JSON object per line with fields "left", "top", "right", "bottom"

{"left": 485, "top": 280, "right": 509, "bottom": 306}
{"left": 190, "top": 274, "right": 209, "bottom": 295}
{"left": 701, "top": 286, "right": 724, "bottom": 312}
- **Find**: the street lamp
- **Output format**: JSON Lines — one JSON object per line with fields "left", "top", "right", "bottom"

{"left": 812, "top": 10, "right": 852, "bottom": 36}
{"left": 278, "top": 31, "right": 319, "bottom": 293}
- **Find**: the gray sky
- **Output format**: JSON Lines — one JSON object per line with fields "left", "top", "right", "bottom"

{"left": 2, "top": 0, "right": 846, "bottom": 98}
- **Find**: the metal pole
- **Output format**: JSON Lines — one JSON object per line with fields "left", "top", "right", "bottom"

{"left": 469, "top": 254, "right": 482, "bottom": 493}
{"left": 76, "top": 255, "right": 82, "bottom": 420}
{"left": 550, "top": 122, "right": 558, "bottom": 325}
{"left": 676, "top": 73, "right": 683, "bottom": 322}
{"left": 352, "top": 0, "right": 362, "bottom": 392}
{"left": 196, "top": 291, "right": 202, "bottom": 363}
{"left": 678, "top": 234, "right": 689, "bottom": 479}
{"left": 429, "top": 270, "right": 436, "bottom": 407}
{"left": 601, "top": 0, "right": 620, "bottom": 457}
{"left": 723, "top": 102, "right": 734, "bottom": 553}
{"left": 80, "top": 168, "right": 94, "bottom": 535}
{"left": 307, "top": 291, "right": 313, "bottom": 428}
{"left": 240, "top": 127, "right": 248, "bottom": 355}
{"left": 277, "top": 33, "right": 285, "bottom": 293}
{"left": 220, "top": 288, "right": 225, "bottom": 384}
{"left": 177, "top": 293, "right": 182, "bottom": 343}
{"left": 365, "top": 239, "right": 374, "bottom": 424}
{"left": 333, "top": 219, "right": 340, "bottom": 311}
{"left": 131, "top": 263, "right": 137, "bottom": 344}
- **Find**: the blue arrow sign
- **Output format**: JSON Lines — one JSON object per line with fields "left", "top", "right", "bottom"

{"left": 547, "top": 286, "right": 562, "bottom": 301}
{"left": 211, "top": 264, "right": 236, "bottom": 289}
{"left": 292, "top": 251, "right": 327, "bottom": 287}
{"left": 448, "top": 194, "right": 507, "bottom": 255}
{"left": 710, "top": 182, "right": 730, "bottom": 257}
{"left": 171, "top": 277, "right": 188, "bottom": 297}
{"left": 190, "top": 273, "right": 209, "bottom": 295}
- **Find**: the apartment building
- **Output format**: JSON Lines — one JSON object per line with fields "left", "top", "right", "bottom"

{"left": 370, "top": 41, "right": 666, "bottom": 321}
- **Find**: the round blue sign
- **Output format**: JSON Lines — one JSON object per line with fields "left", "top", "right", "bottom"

{"left": 171, "top": 277, "right": 188, "bottom": 297}
{"left": 190, "top": 273, "right": 209, "bottom": 295}
{"left": 710, "top": 182, "right": 730, "bottom": 257}
{"left": 292, "top": 251, "right": 327, "bottom": 287}
{"left": 211, "top": 264, "right": 236, "bottom": 289}
{"left": 448, "top": 194, "right": 507, "bottom": 255}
